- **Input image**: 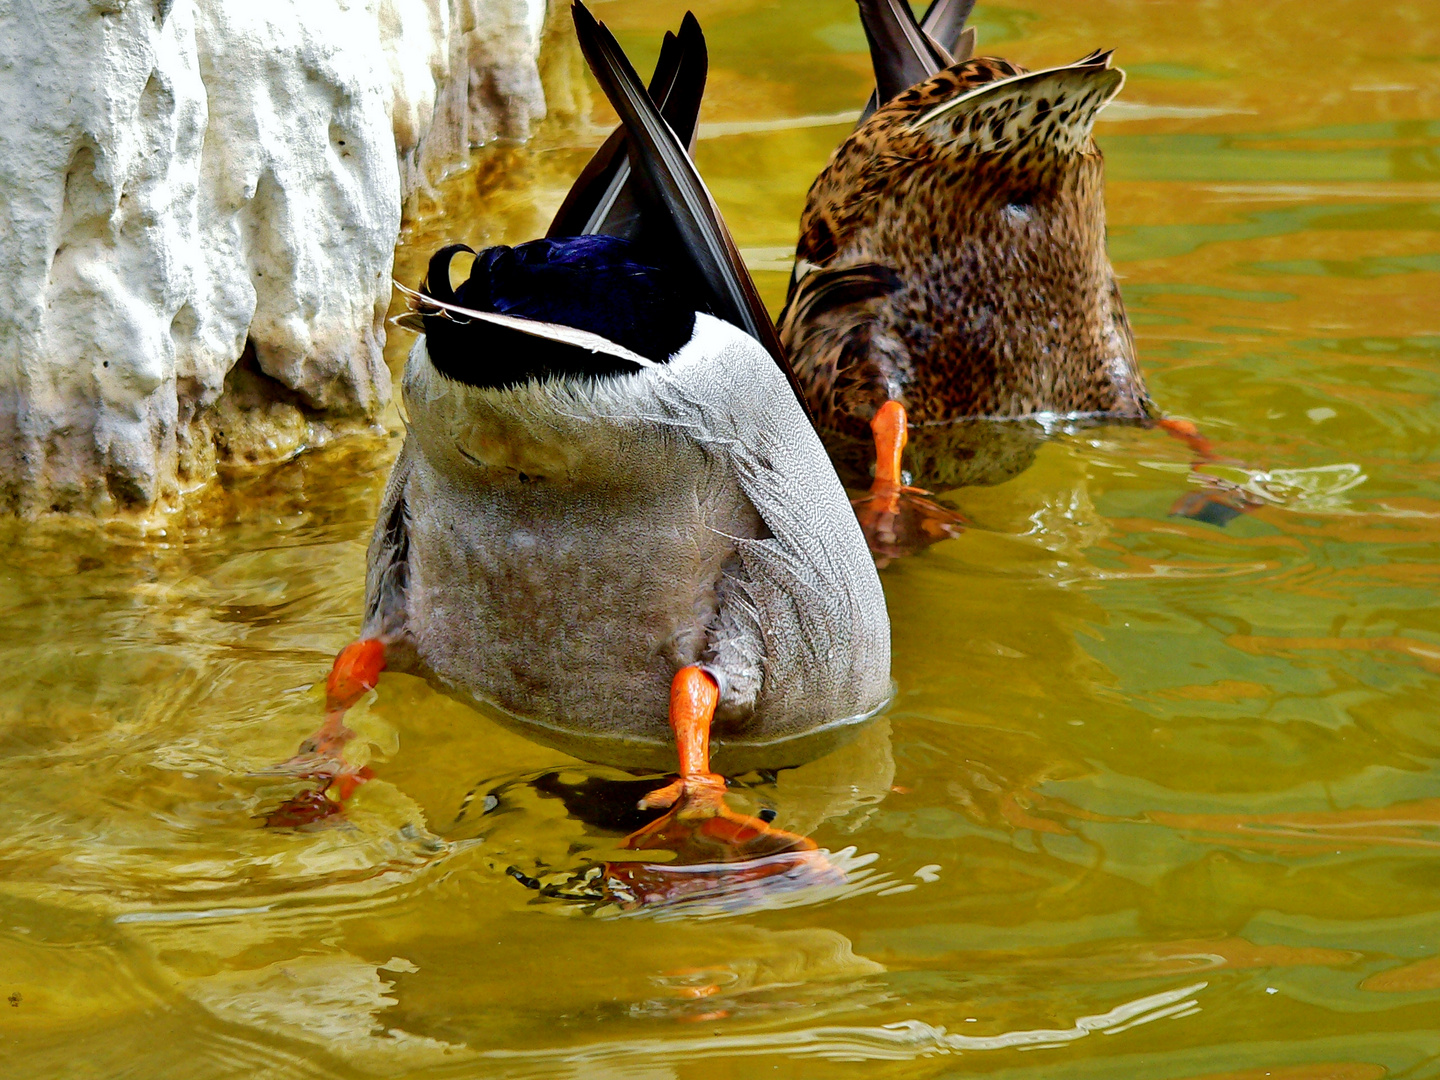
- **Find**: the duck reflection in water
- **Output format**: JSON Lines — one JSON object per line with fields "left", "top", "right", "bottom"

{"left": 781, "top": 0, "right": 1248, "bottom": 560}
{"left": 457, "top": 717, "right": 897, "bottom": 911}
{"left": 264, "top": 3, "right": 892, "bottom": 904}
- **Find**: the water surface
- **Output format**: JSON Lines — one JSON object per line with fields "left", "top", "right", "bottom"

{"left": 5, "top": 1, "right": 1440, "bottom": 1076}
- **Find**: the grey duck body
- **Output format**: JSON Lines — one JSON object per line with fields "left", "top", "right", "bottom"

{"left": 363, "top": 315, "right": 891, "bottom": 771}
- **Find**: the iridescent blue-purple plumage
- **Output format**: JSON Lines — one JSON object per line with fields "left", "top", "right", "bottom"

{"left": 420, "top": 236, "right": 698, "bottom": 388}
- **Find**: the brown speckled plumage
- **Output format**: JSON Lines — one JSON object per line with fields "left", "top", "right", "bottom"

{"left": 781, "top": 47, "right": 1151, "bottom": 487}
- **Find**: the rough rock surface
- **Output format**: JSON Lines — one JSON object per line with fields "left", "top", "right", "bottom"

{"left": 0, "top": 0, "right": 548, "bottom": 514}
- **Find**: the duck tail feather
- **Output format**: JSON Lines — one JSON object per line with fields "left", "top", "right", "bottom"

{"left": 570, "top": 1, "right": 814, "bottom": 420}
{"left": 919, "top": 0, "right": 976, "bottom": 55}
{"left": 1075, "top": 48, "right": 1116, "bottom": 70}
{"left": 548, "top": 19, "right": 708, "bottom": 240}
{"left": 856, "top": 0, "right": 948, "bottom": 124}
{"left": 912, "top": 57, "right": 1124, "bottom": 156}
{"left": 950, "top": 25, "right": 977, "bottom": 63}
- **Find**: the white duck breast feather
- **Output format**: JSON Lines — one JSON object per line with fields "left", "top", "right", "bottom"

{"left": 364, "top": 314, "right": 891, "bottom": 770}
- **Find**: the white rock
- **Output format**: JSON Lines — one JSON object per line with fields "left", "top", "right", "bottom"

{"left": 0, "top": 0, "right": 549, "bottom": 514}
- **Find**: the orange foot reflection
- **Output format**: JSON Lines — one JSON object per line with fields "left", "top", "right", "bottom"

{"left": 261, "top": 639, "right": 384, "bottom": 828}
{"left": 1168, "top": 487, "right": 1266, "bottom": 527}
{"left": 855, "top": 401, "right": 965, "bottom": 565}
{"left": 1152, "top": 417, "right": 1268, "bottom": 527}
{"left": 853, "top": 483, "right": 966, "bottom": 566}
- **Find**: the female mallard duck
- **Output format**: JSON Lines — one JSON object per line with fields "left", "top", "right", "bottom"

{"left": 271, "top": 4, "right": 890, "bottom": 867}
{"left": 780, "top": 0, "right": 1152, "bottom": 558}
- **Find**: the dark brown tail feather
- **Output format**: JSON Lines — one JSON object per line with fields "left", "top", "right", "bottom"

{"left": 858, "top": 0, "right": 976, "bottom": 123}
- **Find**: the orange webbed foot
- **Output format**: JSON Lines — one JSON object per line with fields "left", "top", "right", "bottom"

{"left": 1154, "top": 416, "right": 1218, "bottom": 460}
{"left": 637, "top": 772, "right": 725, "bottom": 813}
{"left": 267, "top": 709, "right": 354, "bottom": 778}
{"left": 611, "top": 799, "right": 832, "bottom": 907}
{"left": 262, "top": 766, "right": 374, "bottom": 828}
{"left": 604, "top": 667, "right": 837, "bottom": 907}
{"left": 625, "top": 804, "right": 818, "bottom": 860}
{"left": 629, "top": 771, "right": 813, "bottom": 860}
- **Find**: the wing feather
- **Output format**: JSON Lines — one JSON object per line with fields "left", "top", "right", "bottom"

{"left": 571, "top": 1, "right": 813, "bottom": 420}
{"left": 858, "top": 0, "right": 971, "bottom": 123}
{"left": 547, "top": 15, "right": 708, "bottom": 240}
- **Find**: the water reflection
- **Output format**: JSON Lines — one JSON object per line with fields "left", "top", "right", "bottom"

{"left": 439, "top": 719, "right": 898, "bottom": 915}
{"left": 463, "top": 981, "right": 1208, "bottom": 1076}
{"left": 5, "top": 1, "right": 1440, "bottom": 1077}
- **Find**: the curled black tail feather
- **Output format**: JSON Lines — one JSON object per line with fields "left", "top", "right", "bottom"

{"left": 415, "top": 237, "right": 694, "bottom": 390}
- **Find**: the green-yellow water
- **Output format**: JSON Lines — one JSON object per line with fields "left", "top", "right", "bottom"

{"left": 5, "top": 1, "right": 1440, "bottom": 1075}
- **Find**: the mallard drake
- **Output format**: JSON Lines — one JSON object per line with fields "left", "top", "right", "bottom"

{"left": 271, "top": 4, "right": 891, "bottom": 869}
{"left": 780, "top": 0, "right": 1152, "bottom": 558}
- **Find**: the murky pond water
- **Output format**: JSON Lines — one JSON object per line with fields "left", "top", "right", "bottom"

{"left": 5, "top": 1, "right": 1440, "bottom": 1075}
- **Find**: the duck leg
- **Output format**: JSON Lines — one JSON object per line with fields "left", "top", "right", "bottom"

{"left": 1154, "top": 417, "right": 1266, "bottom": 526}
{"left": 620, "top": 667, "right": 816, "bottom": 863}
{"left": 850, "top": 400, "right": 965, "bottom": 564}
{"left": 633, "top": 666, "right": 727, "bottom": 817}
{"left": 262, "top": 639, "right": 385, "bottom": 827}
